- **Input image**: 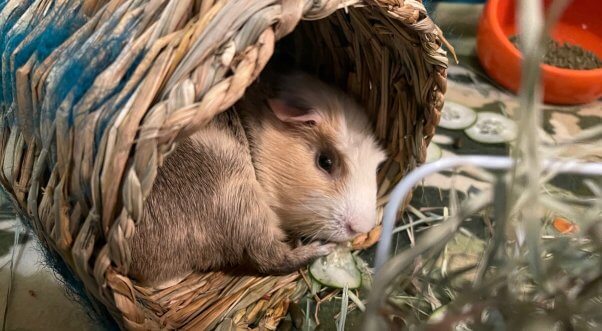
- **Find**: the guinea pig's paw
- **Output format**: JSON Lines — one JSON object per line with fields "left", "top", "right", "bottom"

{"left": 285, "top": 242, "right": 336, "bottom": 271}
{"left": 307, "top": 241, "right": 336, "bottom": 256}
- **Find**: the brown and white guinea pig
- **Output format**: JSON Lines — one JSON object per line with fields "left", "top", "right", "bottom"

{"left": 129, "top": 71, "right": 386, "bottom": 287}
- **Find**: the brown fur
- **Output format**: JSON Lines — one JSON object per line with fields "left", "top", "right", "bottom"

{"left": 129, "top": 72, "right": 385, "bottom": 287}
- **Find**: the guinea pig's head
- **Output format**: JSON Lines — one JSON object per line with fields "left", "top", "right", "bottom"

{"left": 250, "top": 72, "right": 387, "bottom": 242}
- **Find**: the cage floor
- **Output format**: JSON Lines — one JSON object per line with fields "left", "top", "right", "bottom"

{"left": 1, "top": 3, "right": 600, "bottom": 331}
{"left": 0, "top": 217, "right": 98, "bottom": 330}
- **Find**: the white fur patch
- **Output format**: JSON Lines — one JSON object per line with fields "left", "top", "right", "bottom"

{"left": 337, "top": 100, "right": 387, "bottom": 234}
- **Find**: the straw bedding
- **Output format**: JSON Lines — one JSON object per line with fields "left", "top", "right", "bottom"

{"left": 0, "top": 0, "right": 449, "bottom": 329}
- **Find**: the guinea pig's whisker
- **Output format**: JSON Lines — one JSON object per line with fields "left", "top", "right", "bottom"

{"left": 303, "top": 229, "right": 321, "bottom": 243}
{"left": 324, "top": 231, "right": 338, "bottom": 243}
{"left": 299, "top": 202, "right": 332, "bottom": 220}
{"left": 303, "top": 205, "right": 326, "bottom": 216}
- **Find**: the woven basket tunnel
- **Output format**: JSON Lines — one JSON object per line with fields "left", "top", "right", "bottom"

{"left": 0, "top": 0, "right": 448, "bottom": 329}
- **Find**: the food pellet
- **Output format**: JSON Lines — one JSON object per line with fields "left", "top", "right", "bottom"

{"left": 509, "top": 35, "right": 602, "bottom": 70}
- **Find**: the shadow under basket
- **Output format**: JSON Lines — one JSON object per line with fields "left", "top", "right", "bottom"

{"left": 0, "top": 0, "right": 449, "bottom": 329}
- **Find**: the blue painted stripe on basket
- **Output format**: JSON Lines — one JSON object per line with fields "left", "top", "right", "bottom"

{"left": 1, "top": 2, "right": 154, "bottom": 329}
{"left": 91, "top": 50, "right": 146, "bottom": 118}
{"left": 60, "top": 27, "right": 142, "bottom": 128}
{"left": 30, "top": 18, "right": 104, "bottom": 144}
{"left": 0, "top": 0, "right": 8, "bottom": 14}
{"left": 7, "top": 2, "right": 87, "bottom": 128}
{"left": 33, "top": 11, "right": 86, "bottom": 62}
{"left": 91, "top": 48, "right": 146, "bottom": 152}
{"left": 39, "top": 4, "right": 142, "bottom": 135}
{"left": 72, "top": 48, "right": 146, "bottom": 159}
{"left": 0, "top": 0, "right": 34, "bottom": 108}
{"left": 2, "top": 2, "right": 52, "bottom": 111}
{"left": 1, "top": 0, "right": 46, "bottom": 111}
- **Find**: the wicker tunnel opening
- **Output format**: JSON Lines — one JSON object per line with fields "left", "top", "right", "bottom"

{"left": 279, "top": 8, "right": 447, "bottom": 192}
{"left": 0, "top": 0, "right": 448, "bottom": 329}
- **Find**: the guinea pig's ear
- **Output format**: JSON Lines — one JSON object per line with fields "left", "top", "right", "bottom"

{"left": 267, "top": 99, "right": 322, "bottom": 126}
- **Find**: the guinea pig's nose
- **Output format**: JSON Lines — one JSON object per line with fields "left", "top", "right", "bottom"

{"left": 347, "top": 216, "right": 375, "bottom": 234}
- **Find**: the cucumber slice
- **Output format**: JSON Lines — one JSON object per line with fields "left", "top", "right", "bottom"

{"left": 309, "top": 248, "right": 361, "bottom": 289}
{"left": 426, "top": 143, "right": 442, "bottom": 163}
{"left": 438, "top": 101, "right": 477, "bottom": 130}
{"left": 464, "top": 112, "right": 517, "bottom": 144}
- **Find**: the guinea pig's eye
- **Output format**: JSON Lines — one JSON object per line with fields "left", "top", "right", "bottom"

{"left": 317, "top": 152, "right": 334, "bottom": 174}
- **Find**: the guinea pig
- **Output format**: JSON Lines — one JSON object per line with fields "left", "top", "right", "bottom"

{"left": 128, "top": 71, "right": 386, "bottom": 287}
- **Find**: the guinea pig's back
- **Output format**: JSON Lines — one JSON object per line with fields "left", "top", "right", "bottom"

{"left": 129, "top": 109, "right": 255, "bottom": 285}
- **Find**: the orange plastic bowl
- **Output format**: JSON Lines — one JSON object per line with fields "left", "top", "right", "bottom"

{"left": 476, "top": 0, "right": 602, "bottom": 105}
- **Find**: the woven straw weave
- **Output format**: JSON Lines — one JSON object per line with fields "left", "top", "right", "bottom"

{"left": 0, "top": 0, "right": 449, "bottom": 329}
